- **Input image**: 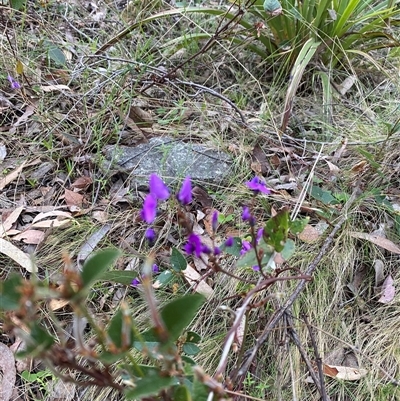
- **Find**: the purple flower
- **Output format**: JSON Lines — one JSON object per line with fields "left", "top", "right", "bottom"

{"left": 184, "top": 233, "right": 210, "bottom": 257}
{"left": 242, "top": 206, "right": 255, "bottom": 226}
{"left": 152, "top": 264, "right": 159, "bottom": 273}
{"left": 177, "top": 176, "right": 192, "bottom": 205}
{"left": 145, "top": 228, "right": 156, "bottom": 243}
{"left": 7, "top": 75, "right": 20, "bottom": 90}
{"left": 212, "top": 211, "right": 219, "bottom": 233}
{"left": 240, "top": 240, "right": 252, "bottom": 255}
{"left": 225, "top": 237, "right": 234, "bottom": 247}
{"left": 149, "top": 174, "right": 170, "bottom": 200}
{"left": 245, "top": 177, "right": 271, "bottom": 194}
{"left": 256, "top": 228, "right": 264, "bottom": 242}
{"left": 141, "top": 195, "right": 157, "bottom": 224}
{"left": 131, "top": 277, "right": 141, "bottom": 287}
{"left": 213, "top": 247, "right": 221, "bottom": 255}
{"left": 252, "top": 265, "right": 260, "bottom": 271}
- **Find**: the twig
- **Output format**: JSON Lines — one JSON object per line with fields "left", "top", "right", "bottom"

{"left": 302, "top": 313, "right": 330, "bottom": 401}
{"left": 285, "top": 312, "right": 324, "bottom": 397}
{"left": 232, "top": 186, "right": 361, "bottom": 384}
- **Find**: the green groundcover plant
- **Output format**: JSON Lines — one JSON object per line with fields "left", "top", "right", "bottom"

{"left": 0, "top": 174, "right": 310, "bottom": 400}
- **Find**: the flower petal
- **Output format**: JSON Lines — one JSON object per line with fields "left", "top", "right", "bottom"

{"left": 149, "top": 174, "right": 170, "bottom": 200}
{"left": 177, "top": 176, "right": 192, "bottom": 205}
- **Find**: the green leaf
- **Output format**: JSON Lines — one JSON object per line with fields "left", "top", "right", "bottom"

{"left": 186, "top": 331, "right": 201, "bottom": 344}
{"left": 263, "top": 0, "right": 282, "bottom": 15}
{"left": 171, "top": 247, "right": 187, "bottom": 272}
{"left": 100, "top": 270, "right": 138, "bottom": 285}
{"left": 280, "top": 239, "right": 296, "bottom": 261}
{"left": 161, "top": 294, "right": 205, "bottom": 342}
{"left": 289, "top": 217, "right": 310, "bottom": 235}
{"left": 10, "top": 0, "right": 26, "bottom": 10}
{"left": 237, "top": 241, "right": 274, "bottom": 269}
{"left": 219, "top": 237, "right": 243, "bottom": 257}
{"left": 183, "top": 342, "right": 200, "bottom": 356}
{"left": 174, "top": 385, "right": 192, "bottom": 401}
{"left": 310, "top": 185, "right": 337, "bottom": 205}
{"left": 97, "top": 351, "right": 126, "bottom": 364}
{"left": 192, "top": 377, "right": 210, "bottom": 401}
{"left": 124, "top": 372, "right": 176, "bottom": 399}
{"left": 263, "top": 208, "right": 290, "bottom": 252}
{"left": 182, "top": 355, "right": 196, "bottom": 366}
{"left": 153, "top": 270, "right": 174, "bottom": 287}
{"left": 356, "top": 147, "right": 381, "bottom": 170}
{"left": 47, "top": 45, "right": 66, "bottom": 66}
{"left": 107, "top": 309, "right": 134, "bottom": 349}
{"left": 18, "top": 323, "right": 55, "bottom": 358}
{"left": 81, "top": 249, "right": 120, "bottom": 289}
{"left": 0, "top": 275, "right": 23, "bottom": 311}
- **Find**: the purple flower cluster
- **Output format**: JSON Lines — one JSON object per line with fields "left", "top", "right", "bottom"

{"left": 7, "top": 75, "right": 20, "bottom": 90}
{"left": 245, "top": 176, "right": 271, "bottom": 194}
{"left": 141, "top": 174, "right": 193, "bottom": 242}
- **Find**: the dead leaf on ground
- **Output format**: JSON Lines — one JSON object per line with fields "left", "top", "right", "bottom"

{"left": 0, "top": 161, "right": 27, "bottom": 190}
{"left": 64, "top": 189, "right": 84, "bottom": 208}
{"left": 40, "top": 84, "right": 71, "bottom": 92}
{"left": 251, "top": 144, "right": 270, "bottom": 174}
{"left": 12, "top": 105, "right": 35, "bottom": 127}
{"left": 192, "top": 186, "right": 213, "bottom": 208}
{"left": 322, "top": 364, "right": 367, "bottom": 381}
{"left": 128, "top": 105, "right": 153, "bottom": 128}
{"left": 77, "top": 224, "right": 111, "bottom": 269}
{"left": 0, "top": 342, "right": 17, "bottom": 401}
{"left": 325, "top": 159, "right": 340, "bottom": 176}
{"left": 70, "top": 176, "right": 93, "bottom": 191}
{"left": 32, "top": 211, "right": 72, "bottom": 224}
{"left": 378, "top": 275, "right": 395, "bottom": 304}
{"left": 12, "top": 229, "right": 45, "bottom": 245}
{"left": 0, "top": 238, "right": 34, "bottom": 272}
{"left": 350, "top": 160, "right": 368, "bottom": 175}
{"left": 350, "top": 232, "right": 400, "bottom": 254}
{"left": 47, "top": 379, "right": 76, "bottom": 401}
{"left": 1, "top": 206, "right": 24, "bottom": 236}
{"left": 297, "top": 224, "right": 321, "bottom": 243}
{"left": 373, "top": 259, "right": 385, "bottom": 287}
{"left": 182, "top": 265, "right": 214, "bottom": 299}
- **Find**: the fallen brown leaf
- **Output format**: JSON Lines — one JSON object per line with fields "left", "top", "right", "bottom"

{"left": 182, "top": 265, "right": 214, "bottom": 299}
{"left": 0, "top": 238, "right": 34, "bottom": 272}
{"left": 0, "top": 161, "right": 27, "bottom": 190}
{"left": 64, "top": 189, "right": 84, "bottom": 208}
{"left": 0, "top": 342, "right": 17, "bottom": 401}
{"left": 350, "top": 232, "right": 400, "bottom": 254}
{"left": 378, "top": 275, "right": 395, "bottom": 304}
{"left": 0, "top": 206, "right": 24, "bottom": 236}
{"left": 12, "top": 230, "right": 45, "bottom": 245}
{"left": 297, "top": 225, "right": 320, "bottom": 243}
{"left": 322, "top": 364, "right": 367, "bottom": 381}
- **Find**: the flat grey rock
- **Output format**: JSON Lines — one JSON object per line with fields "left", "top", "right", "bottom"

{"left": 103, "top": 137, "right": 233, "bottom": 189}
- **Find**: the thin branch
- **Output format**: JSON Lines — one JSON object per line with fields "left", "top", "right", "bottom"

{"left": 232, "top": 186, "right": 361, "bottom": 384}
{"left": 302, "top": 313, "right": 329, "bottom": 401}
